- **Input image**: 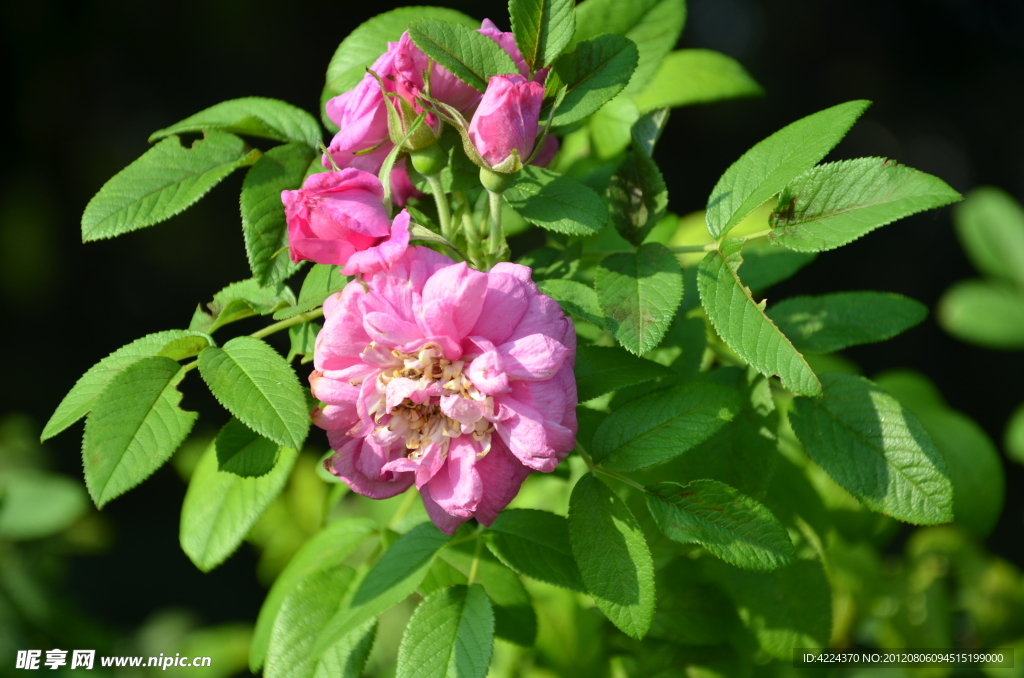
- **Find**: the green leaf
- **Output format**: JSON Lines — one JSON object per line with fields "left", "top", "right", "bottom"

{"left": 149, "top": 97, "right": 321, "bottom": 148}
{"left": 81, "top": 131, "right": 260, "bottom": 242}
{"left": 535, "top": 279, "right": 605, "bottom": 327}
{"left": 954, "top": 186, "right": 1024, "bottom": 285}
{"left": 632, "top": 49, "right": 764, "bottom": 112}
{"left": 321, "top": 7, "right": 478, "bottom": 129}
{"left": 310, "top": 521, "right": 451, "bottom": 658}
{"left": 215, "top": 417, "right": 280, "bottom": 478}
{"left": 698, "top": 239, "right": 821, "bottom": 396}
{"left": 396, "top": 584, "right": 494, "bottom": 678}
{"left": 287, "top": 322, "right": 320, "bottom": 364}
{"left": 180, "top": 442, "right": 297, "bottom": 572}
{"left": 938, "top": 279, "right": 1024, "bottom": 349}
{"left": 607, "top": 110, "right": 669, "bottom": 245}
{"left": 504, "top": 166, "right": 608, "bottom": 236}
{"left": 0, "top": 470, "right": 90, "bottom": 541}
{"left": 704, "top": 557, "right": 832, "bottom": 659}
{"left": 190, "top": 278, "right": 297, "bottom": 333}
{"left": 440, "top": 542, "right": 537, "bottom": 647}
{"left": 568, "top": 474, "right": 654, "bottom": 638}
{"left": 592, "top": 381, "right": 742, "bottom": 470}
{"left": 251, "top": 518, "right": 378, "bottom": 671}
{"left": 550, "top": 35, "right": 639, "bottom": 126}
{"left": 509, "top": 0, "right": 576, "bottom": 70}
{"left": 736, "top": 242, "right": 816, "bottom": 292}
{"left": 646, "top": 480, "right": 794, "bottom": 571}
{"left": 770, "top": 158, "right": 962, "bottom": 251}
{"left": 789, "top": 372, "right": 953, "bottom": 524}
{"left": 482, "top": 508, "right": 585, "bottom": 592}
{"left": 914, "top": 408, "right": 1004, "bottom": 538}
{"left": 242, "top": 143, "right": 316, "bottom": 286}
{"left": 408, "top": 19, "right": 519, "bottom": 93}
{"left": 1007, "top": 403, "right": 1024, "bottom": 466}
{"left": 42, "top": 330, "right": 212, "bottom": 441}
{"left": 198, "top": 336, "right": 310, "bottom": 449}
{"left": 265, "top": 566, "right": 375, "bottom": 678}
{"left": 587, "top": 94, "right": 640, "bottom": 159}
{"left": 274, "top": 264, "right": 348, "bottom": 320}
{"left": 574, "top": 0, "right": 686, "bottom": 93}
{"left": 705, "top": 100, "right": 870, "bottom": 239}
{"left": 82, "top": 357, "right": 197, "bottom": 507}
{"left": 766, "top": 291, "right": 927, "bottom": 353}
{"left": 574, "top": 345, "right": 675, "bottom": 402}
{"left": 596, "top": 242, "right": 683, "bottom": 355}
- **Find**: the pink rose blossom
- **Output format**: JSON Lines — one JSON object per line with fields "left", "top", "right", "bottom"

{"left": 469, "top": 74, "right": 547, "bottom": 170}
{"left": 310, "top": 247, "right": 577, "bottom": 533}
{"left": 394, "top": 19, "right": 544, "bottom": 115}
{"left": 322, "top": 46, "right": 425, "bottom": 206}
{"left": 281, "top": 168, "right": 410, "bottom": 276}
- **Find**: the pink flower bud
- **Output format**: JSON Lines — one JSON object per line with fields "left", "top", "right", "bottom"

{"left": 281, "top": 169, "right": 410, "bottom": 276}
{"left": 468, "top": 74, "right": 547, "bottom": 171}
{"left": 311, "top": 248, "right": 577, "bottom": 534}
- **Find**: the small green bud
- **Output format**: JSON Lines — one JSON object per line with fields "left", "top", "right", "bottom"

{"left": 479, "top": 166, "right": 516, "bottom": 194}
{"left": 410, "top": 143, "right": 448, "bottom": 176}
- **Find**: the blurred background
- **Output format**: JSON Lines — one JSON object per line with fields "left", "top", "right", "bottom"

{"left": 2, "top": 0, "right": 1023, "bottom": 674}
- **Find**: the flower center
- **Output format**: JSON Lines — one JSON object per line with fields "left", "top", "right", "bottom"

{"left": 366, "top": 342, "right": 494, "bottom": 460}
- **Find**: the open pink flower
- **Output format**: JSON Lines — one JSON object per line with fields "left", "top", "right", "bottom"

{"left": 310, "top": 247, "right": 577, "bottom": 533}
{"left": 281, "top": 169, "right": 410, "bottom": 276}
{"left": 469, "top": 74, "right": 547, "bottom": 170}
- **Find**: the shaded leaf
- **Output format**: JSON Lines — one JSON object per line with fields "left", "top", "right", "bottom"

{"left": 789, "top": 372, "right": 953, "bottom": 524}
{"left": 573, "top": 345, "right": 675, "bottom": 402}
{"left": 215, "top": 417, "right": 280, "bottom": 478}
{"left": 766, "top": 291, "right": 927, "bottom": 353}
{"left": 483, "top": 508, "right": 585, "bottom": 592}
{"left": 535, "top": 279, "right": 605, "bottom": 327}
{"left": 0, "top": 470, "right": 90, "bottom": 541}
{"left": 592, "top": 381, "right": 742, "bottom": 471}
{"left": 569, "top": 474, "right": 654, "bottom": 638}
{"left": 180, "top": 443, "right": 297, "bottom": 571}
{"left": 242, "top": 142, "right": 315, "bottom": 286}
{"left": 274, "top": 264, "right": 348, "bottom": 320}
{"left": 646, "top": 479, "right": 794, "bottom": 571}
{"left": 190, "top": 278, "right": 296, "bottom": 333}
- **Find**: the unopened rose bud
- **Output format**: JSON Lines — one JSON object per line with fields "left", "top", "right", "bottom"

{"left": 468, "top": 74, "right": 546, "bottom": 174}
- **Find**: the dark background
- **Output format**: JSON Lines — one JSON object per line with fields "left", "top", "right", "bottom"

{"left": 2, "top": 0, "right": 1023, "bottom": 636}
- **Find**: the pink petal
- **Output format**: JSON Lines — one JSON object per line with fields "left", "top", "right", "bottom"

{"left": 469, "top": 270, "right": 530, "bottom": 345}
{"left": 498, "top": 334, "right": 570, "bottom": 381}
{"left": 418, "top": 263, "right": 488, "bottom": 354}
{"left": 421, "top": 487, "right": 470, "bottom": 535}
{"left": 324, "top": 435, "right": 413, "bottom": 499}
{"left": 471, "top": 439, "right": 533, "bottom": 526}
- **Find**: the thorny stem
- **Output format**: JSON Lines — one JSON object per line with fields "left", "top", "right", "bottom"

{"left": 457, "top": 191, "right": 484, "bottom": 264}
{"left": 426, "top": 174, "right": 454, "bottom": 242}
{"left": 180, "top": 307, "right": 326, "bottom": 374}
{"left": 251, "top": 308, "right": 325, "bottom": 339}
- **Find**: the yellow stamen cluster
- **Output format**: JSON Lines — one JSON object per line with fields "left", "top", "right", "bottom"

{"left": 366, "top": 342, "right": 494, "bottom": 460}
